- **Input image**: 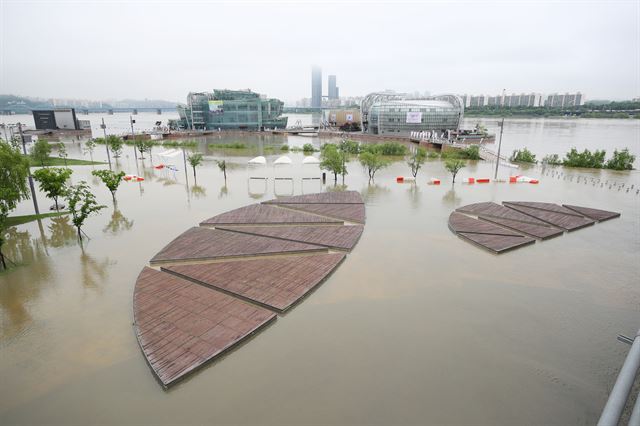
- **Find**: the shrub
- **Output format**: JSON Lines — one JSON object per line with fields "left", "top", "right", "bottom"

{"left": 30, "top": 139, "right": 52, "bottom": 167}
{"left": 541, "top": 154, "right": 562, "bottom": 166}
{"left": 362, "top": 142, "right": 407, "bottom": 156}
{"left": 302, "top": 143, "right": 316, "bottom": 153}
{"left": 280, "top": 144, "right": 290, "bottom": 151}
{"left": 563, "top": 148, "right": 606, "bottom": 168}
{"left": 605, "top": 148, "right": 635, "bottom": 170}
{"left": 459, "top": 145, "right": 481, "bottom": 160}
{"left": 338, "top": 140, "right": 360, "bottom": 154}
{"left": 510, "top": 147, "right": 537, "bottom": 163}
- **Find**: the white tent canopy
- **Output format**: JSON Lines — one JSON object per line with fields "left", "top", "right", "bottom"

{"left": 248, "top": 156, "right": 267, "bottom": 165}
{"left": 302, "top": 156, "right": 320, "bottom": 164}
{"left": 274, "top": 155, "right": 292, "bottom": 165}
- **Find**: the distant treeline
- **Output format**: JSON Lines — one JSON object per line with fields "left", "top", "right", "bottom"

{"left": 465, "top": 101, "right": 640, "bottom": 118}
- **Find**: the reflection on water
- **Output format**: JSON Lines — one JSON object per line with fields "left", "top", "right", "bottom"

{"left": 191, "top": 185, "right": 207, "bottom": 199}
{"left": 406, "top": 183, "right": 422, "bottom": 210}
{"left": 442, "top": 186, "right": 462, "bottom": 208}
{"left": 219, "top": 184, "right": 229, "bottom": 199}
{"left": 360, "top": 183, "right": 391, "bottom": 202}
{"left": 79, "top": 248, "right": 112, "bottom": 293}
{"left": 48, "top": 216, "right": 77, "bottom": 248}
{"left": 102, "top": 208, "right": 134, "bottom": 236}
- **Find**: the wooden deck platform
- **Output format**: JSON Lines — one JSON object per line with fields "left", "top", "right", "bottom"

{"left": 134, "top": 267, "right": 276, "bottom": 388}
{"left": 150, "top": 227, "right": 327, "bottom": 265}
{"left": 163, "top": 253, "right": 346, "bottom": 312}
{"left": 216, "top": 225, "right": 364, "bottom": 251}
{"left": 450, "top": 201, "right": 620, "bottom": 253}
{"left": 200, "top": 204, "right": 342, "bottom": 227}
{"left": 263, "top": 191, "right": 364, "bottom": 204}
{"left": 134, "top": 191, "right": 366, "bottom": 387}
{"left": 277, "top": 203, "right": 366, "bottom": 224}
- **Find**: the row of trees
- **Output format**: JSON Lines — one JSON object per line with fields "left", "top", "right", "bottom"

{"left": 509, "top": 146, "right": 636, "bottom": 171}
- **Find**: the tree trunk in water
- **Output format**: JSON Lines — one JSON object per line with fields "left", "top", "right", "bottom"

{"left": 77, "top": 227, "right": 83, "bottom": 241}
{"left": 111, "top": 192, "right": 116, "bottom": 203}
{"left": 54, "top": 198, "right": 59, "bottom": 211}
{"left": 0, "top": 250, "right": 6, "bottom": 270}
{"left": 223, "top": 169, "right": 227, "bottom": 182}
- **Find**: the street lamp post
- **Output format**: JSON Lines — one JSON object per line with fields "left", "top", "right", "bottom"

{"left": 17, "top": 123, "right": 40, "bottom": 215}
{"left": 101, "top": 118, "right": 112, "bottom": 170}
{"left": 130, "top": 115, "right": 138, "bottom": 162}
{"left": 494, "top": 118, "right": 505, "bottom": 180}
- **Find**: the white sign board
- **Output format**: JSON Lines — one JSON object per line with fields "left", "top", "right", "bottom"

{"left": 208, "top": 100, "right": 224, "bottom": 114}
{"left": 406, "top": 111, "right": 422, "bottom": 124}
{"left": 346, "top": 114, "right": 354, "bottom": 122}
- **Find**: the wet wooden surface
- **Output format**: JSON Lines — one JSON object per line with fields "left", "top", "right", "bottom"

{"left": 503, "top": 201, "right": 585, "bottom": 217}
{"left": 134, "top": 267, "right": 276, "bottom": 387}
{"left": 217, "top": 225, "right": 364, "bottom": 251}
{"left": 479, "top": 216, "right": 564, "bottom": 240}
{"left": 263, "top": 191, "right": 364, "bottom": 204}
{"left": 163, "top": 253, "right": 346, "bottom": 312}
{"left": 456, "top": 202, "right": 550, "bottom": 225}
{"left": 200, "top": 204, "right": 342, "bottom": 226}
{"left": 278, "top": 203, "right": 366, "bottom": 223}
{"left": 448, "top": 212, "right": 524, "bottom": 236}
{"left": 457, "top": 232, "right": 535, "bottom": 253}
{"left": 562, "top": 204, "right": 621, "bottom": 222}
{"left": 502, "top": 203, "right": 595, "bottom": 231}
{"left": 150, "top": 227, "right": 327, "bottom": 264}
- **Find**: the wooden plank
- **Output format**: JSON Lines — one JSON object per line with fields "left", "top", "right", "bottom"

{"left": 277, "top": 203, "right": 366, "bottom": 223}
{"left": 503, "top": 204, "right": 595, "bottom": 231}
{"left": 263, "top": 190, "right": 364, "bottom": 204}
{"left": 562, "top": 204, "right": 621, "bottom": 222}
{"left": 150, "top": 227, "right": 327, "bottom": 264}
{"left": 163, "top": 253, "right": 346, "bottom": 312}
{"left": 479, "top": 216, "right": 564, "bottom": 240}
{"left": 216, "top": 225, "right": 364, "bottom": 251}
{"left": 457, "top": 232, "right": 536, "bottom": 253}
{"left": 503, "top": 201, "right": 585, "bottom": 217}
{"left": 448, "top": 212, "right": 524, "bottom": 236}
{"left": 133, "top": 267, "right": 276, "bottom": 387}
{"left": 456, "top": 202, "right": 551, "bottom": 226}
{"left": 200, "top": 204, "right": 342, "bottom": 226}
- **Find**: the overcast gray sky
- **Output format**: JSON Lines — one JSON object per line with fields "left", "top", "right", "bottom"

{"left": 1, "top": 0, "right": 638, "bottom": 103}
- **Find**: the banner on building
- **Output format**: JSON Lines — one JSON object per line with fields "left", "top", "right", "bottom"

{"left": 208, "top": 100, "right": 224, "bottom": 114}
{"left": 346, "top": 114, "right": 354, "bottom": 122}
{"left": 406, "top": 111, "right": 422, "bottom": 124}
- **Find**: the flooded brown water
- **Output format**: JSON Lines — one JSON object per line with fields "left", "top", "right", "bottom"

{"left": 0, "top": 120, "right": 639, "bottom": 425}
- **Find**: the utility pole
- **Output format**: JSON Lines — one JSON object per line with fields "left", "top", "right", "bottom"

{"left": 101, "top": 118, "right": 112, "bottom": 170}
{"left": 130, "top": 115, "right": 138, "bottom": 162}
{"left": 494, "top": 118, "right": 505, "bottom": 180}
{"left": 18, "top": 123, "right": 40, "bottom": 215}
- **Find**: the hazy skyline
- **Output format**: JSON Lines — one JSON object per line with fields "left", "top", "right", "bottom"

{"left": 1, "top": 0, "right": 638, "bottom": 103}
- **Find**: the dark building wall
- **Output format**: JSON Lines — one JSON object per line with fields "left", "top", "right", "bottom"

{"left": 32, "top": 110, "right": 57, "bottom": 130}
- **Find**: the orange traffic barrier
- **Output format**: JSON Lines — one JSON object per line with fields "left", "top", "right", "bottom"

{"left": 396, "top": 176, "right": 404, "bottom": 183}
{"left": 430, "top": 178, "right": 441, "bottom": 185}
{"left": 476, "top": 178, "right": 490, "bottom": 183}
{"left": 466, "top": 177, "right": 475, "bottom": 184}
{"left": 509, "top": 176, "right": 518, "bottom": 183}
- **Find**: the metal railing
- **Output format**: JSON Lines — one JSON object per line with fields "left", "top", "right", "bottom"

{"left": 598, "top": 329, "right": 640, "bottom": 426}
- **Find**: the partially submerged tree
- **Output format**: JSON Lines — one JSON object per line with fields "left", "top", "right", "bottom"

{"left": 407, "top": 147, "right": 427, "bottom": 178}
{"left": 135, "top": 139, "right": 154, "bottom": 159}
{"left": 320, "top": 144, "right": 347, "bottom": 183}
{"left": 56, "top": 142, "right": 68, "bottom": 167}
{"left": 30, "top": 139, "right": 52, "bottom": 167}
{"left": 187, "top": 153, "right": 203, "bottom": 181}
{"left": 444, "top": 158, "right": 466, "bottom": 183}
{"left": 0, "top": 141, "right": 31, "bottom": 269}
{"left": 33, "top": 167, "right": 73, "bottom": 211}
{"left": 92, "top": 169, "right": 126, "bottom": 202}
{"left": 216, "top": 159, "right": 227, "bottom": 183}
{"left": 65, "top": 181, "right": 106, "bottom": 240}
{"left": 106, "top": 135, "right": 123, "bottom": 158}
{"left": 84, "top": 139, "right": 97, "bottom": 162}
{"left": 359, "top": 151, "right": 389, "bottom": 183}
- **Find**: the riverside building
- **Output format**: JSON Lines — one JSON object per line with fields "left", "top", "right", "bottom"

{"left": 361, "top": 93, "right": 464, "bottom": 136}
{"left": 177, "top": 89, "right": 287, "bottom": 130}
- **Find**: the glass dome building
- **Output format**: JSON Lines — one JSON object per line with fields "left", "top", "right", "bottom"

{"left": 361, "top": 93, "right": 464, "bottom": 136}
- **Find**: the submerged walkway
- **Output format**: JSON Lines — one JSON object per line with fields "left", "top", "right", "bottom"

{"left": 134, "top": 191, "right": 365, "bottom": 387}
{"left": 449, "top": 201, "right": 619, "bottom": 253}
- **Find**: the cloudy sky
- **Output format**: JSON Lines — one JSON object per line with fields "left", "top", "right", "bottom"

{"left": 1, "top": 0, "right": 638, "bottom": 103}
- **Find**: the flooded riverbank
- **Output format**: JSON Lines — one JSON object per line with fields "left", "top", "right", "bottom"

{"left": 0, "top": 120, "right": 639, "bottom": 424}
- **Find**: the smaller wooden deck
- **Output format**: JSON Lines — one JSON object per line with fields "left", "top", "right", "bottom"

{"left": 450, "top": 201, "right": 620, "bottom": 253}
{"left": 277, "top": 203, "right": 366, "bottom": 224}
{"left": 263, "top": 191, "right": 364, "bottom": 204}
{"left": 200, "top": 204, "right": 342, "bottom": 227}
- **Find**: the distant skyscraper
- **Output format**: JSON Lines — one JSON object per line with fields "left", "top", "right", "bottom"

{"left": 311, "top": 66, "right": 322, "bottom": 108}
{"left": 328, "top": 75, "right": 338, "bottom": 99}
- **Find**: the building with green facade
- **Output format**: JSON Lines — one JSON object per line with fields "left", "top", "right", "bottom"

{"left": 177, "top": 89, "right": 288, "bottom": 130}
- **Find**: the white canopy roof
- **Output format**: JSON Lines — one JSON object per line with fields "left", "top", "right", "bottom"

{"left": 274, "top": 155, "right": 292, "bottom": 165}
{"left": 302, "top": 156, "right": 320, "bottom": 164}
{"left": 248, "top": 156, "right": 267, "bottom": 165}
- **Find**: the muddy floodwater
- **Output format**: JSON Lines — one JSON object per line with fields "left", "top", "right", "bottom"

{"left": 0, "top": 117, "right": 639, "bottom": 425}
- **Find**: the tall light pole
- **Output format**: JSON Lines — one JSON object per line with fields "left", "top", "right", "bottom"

{"left": 101, "top": 118, "right": 112, "bottom": 170}
{"left": 130, "top": 115, "right": 138, "bottom": 162}
{"left": 18, "top": 123, "right": 40, "bottom": 215}
{"left": 494, "top": 118, "right": 505, "bottom": 180}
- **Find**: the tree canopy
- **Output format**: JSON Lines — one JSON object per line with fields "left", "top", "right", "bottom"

{"left": 359, "top": 151, "right": 389, "bottom": 182}
{"left": 92, "top": 169, "right": 126, "bottom": 202}
{"left": 33, "top": 167, "right": 73, "bottom": 211}
{"left": 30, "top": 139, "right": 52, "bottom": 167}
{"left": 65, "top": 181, "right": 106, "bottom": 240}
{"left": 320, "top": 144, "right": 346, "bottom": 183}
{"left": 407, "top": 147, "right": 427, "bottom": 178}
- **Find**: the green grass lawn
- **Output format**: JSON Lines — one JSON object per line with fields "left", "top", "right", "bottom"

{"left": 27, "top": 156, "right": 105, "bottom": 167}
{"left": 6, "top": 211, "right": 69, "bottom": 227}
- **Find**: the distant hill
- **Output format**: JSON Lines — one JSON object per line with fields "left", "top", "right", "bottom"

{"left": 0, "top": 94, "right": 180, "bottom": 113}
